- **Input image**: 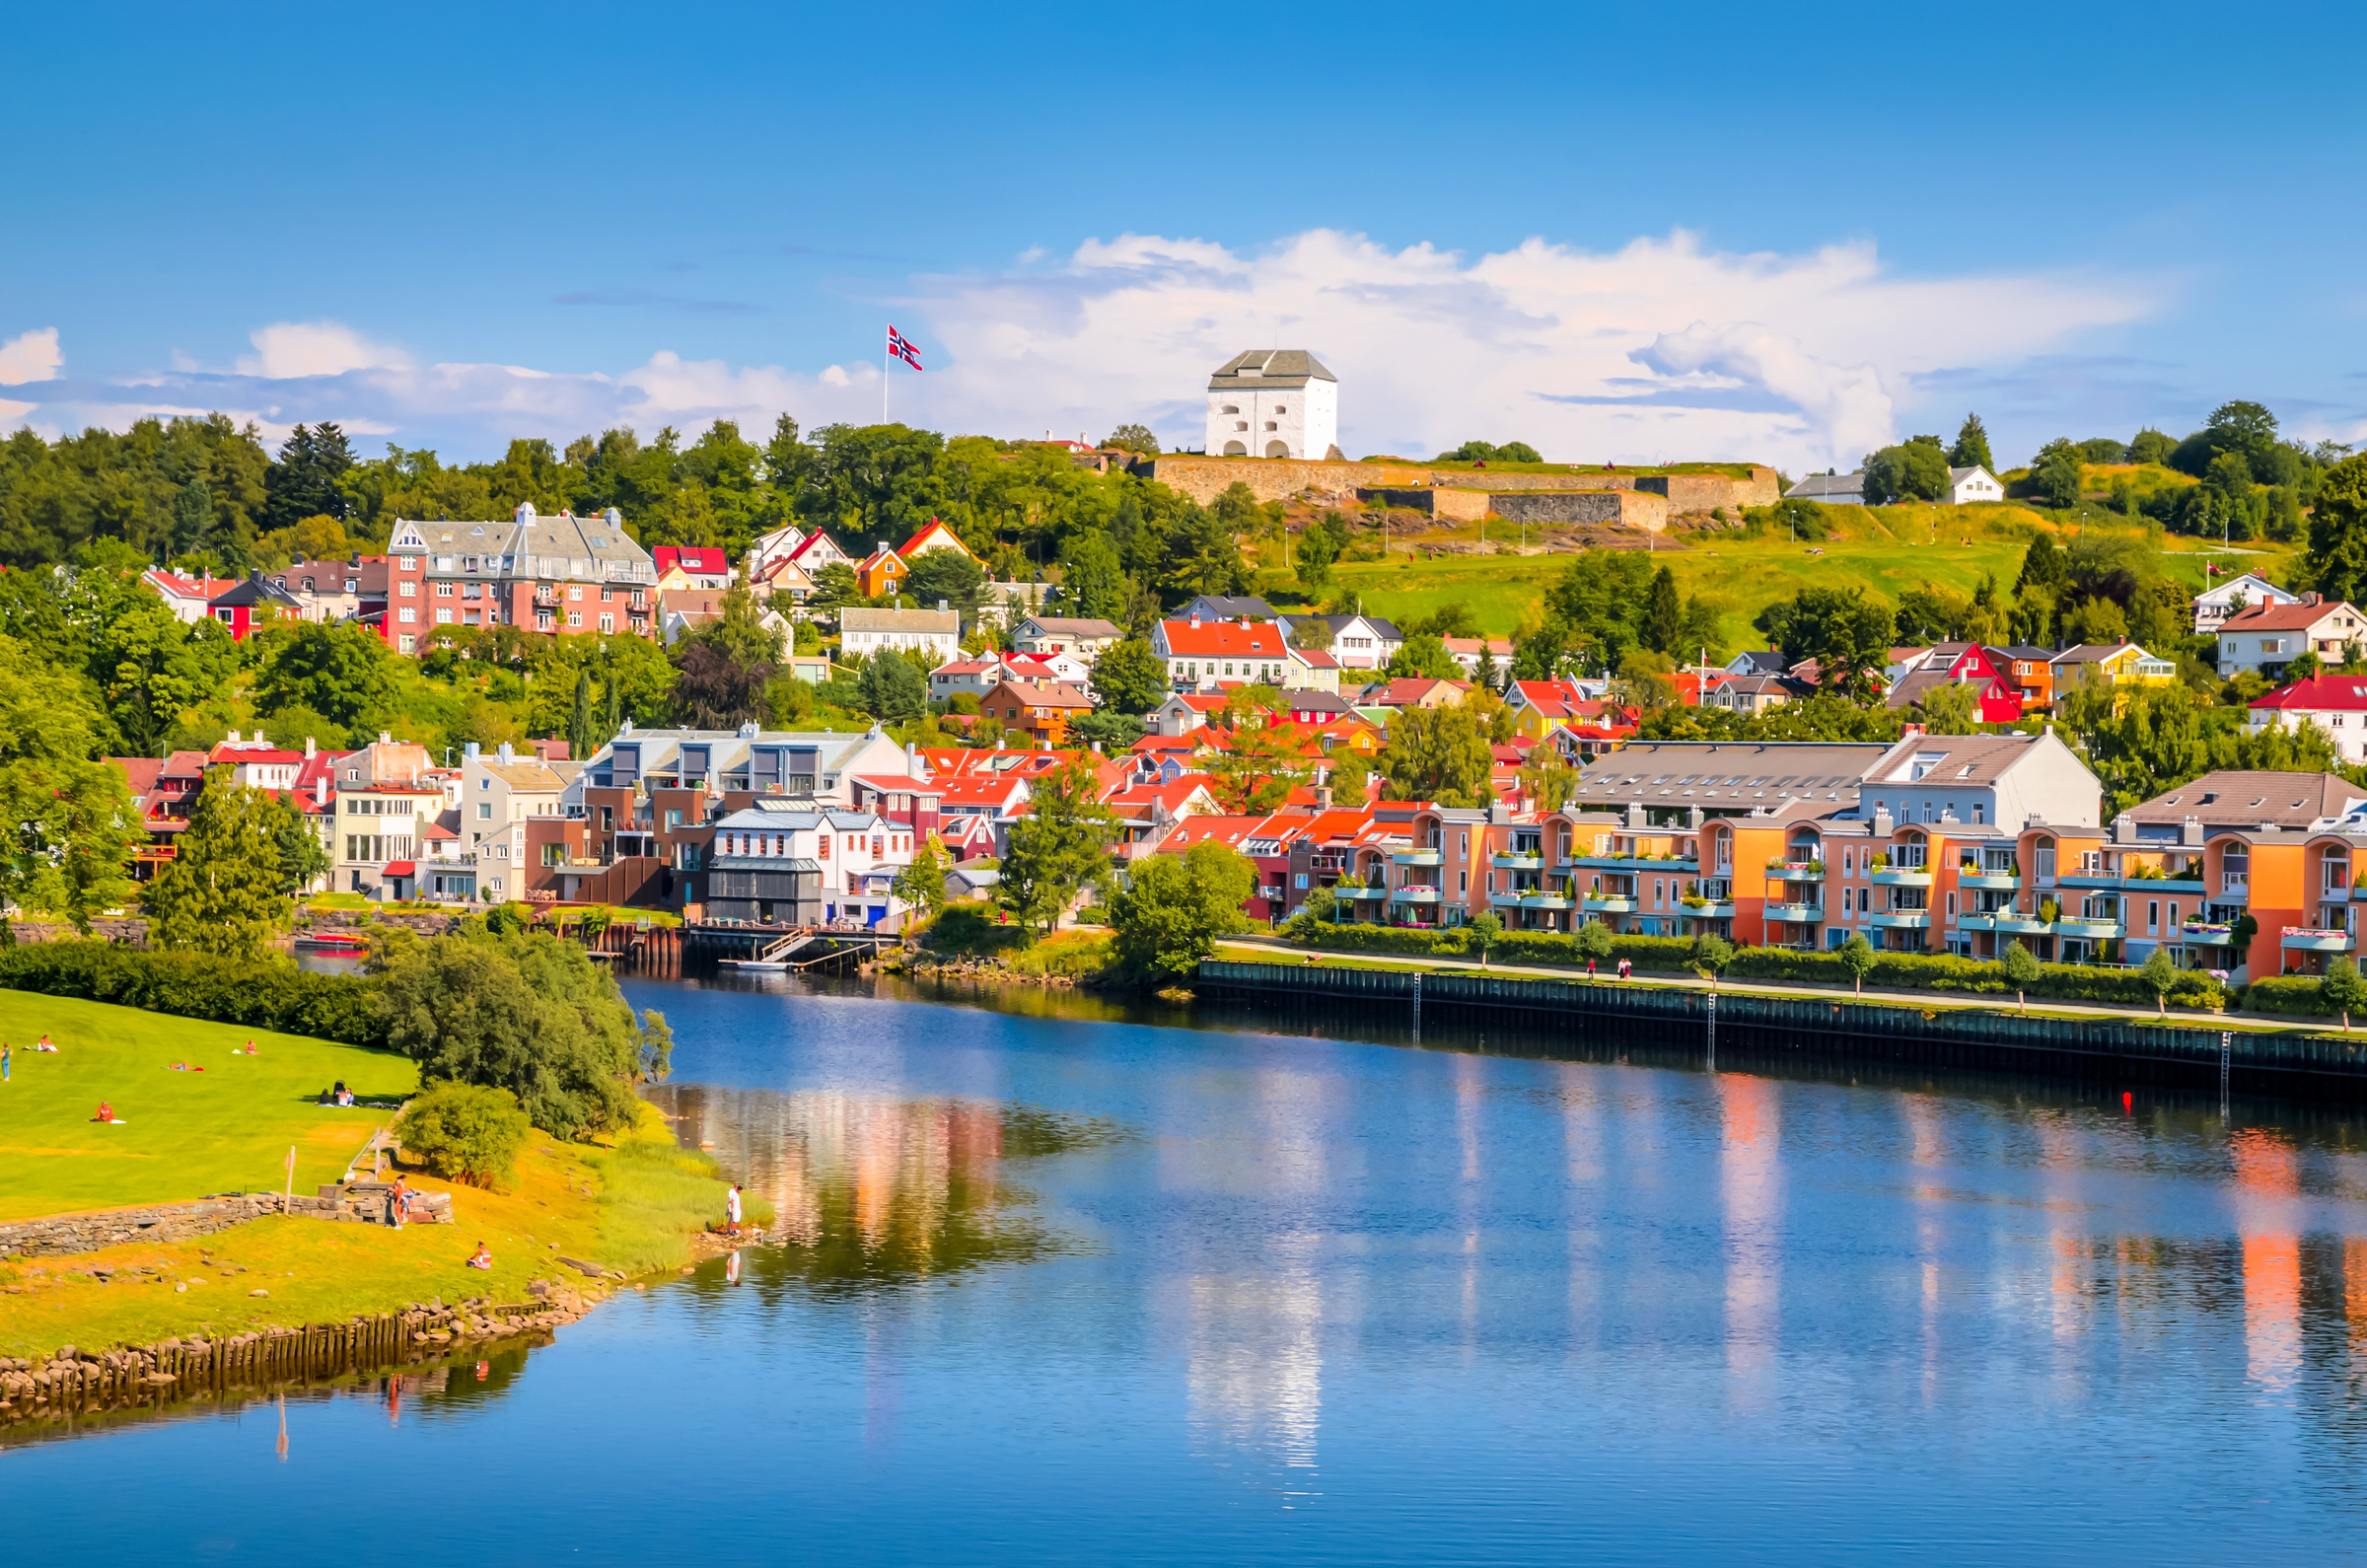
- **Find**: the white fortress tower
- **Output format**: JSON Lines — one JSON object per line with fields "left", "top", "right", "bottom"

{"left": 1204, "top": 349, "right": 1340, "bottom": 460}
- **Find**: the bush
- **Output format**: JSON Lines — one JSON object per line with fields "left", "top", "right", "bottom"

{"left": 925, "top": 905, "right": 1029, "bottom": 957}
{"left": 397, "top": 1081, "right": 532, "bottom": 1188}
{"left": 2235, "top": 975, "right": 2338, "bottom": 1018}
{"left": 0, "top": 942, "right": 387, "bottom": 1047}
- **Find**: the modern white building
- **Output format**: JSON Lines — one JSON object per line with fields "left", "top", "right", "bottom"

{"left": 838, "top": 606, "right": 961, "bottom": 663}
{"left": 1204, "top": 350, "right": 1339, "bottom": 461}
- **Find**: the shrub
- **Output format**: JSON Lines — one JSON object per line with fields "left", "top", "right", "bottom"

{"left": 0, "top": 941, "right": 387, "bottom": 1047}
{"left": 2237, "top": 975, "right": 2339, "bottom": 1018}
{"left": 925, "top": 905, "right": 1029, "bottom": 957}
{"left": 397, "top": 1081, "right": 532, "bottom": 1188}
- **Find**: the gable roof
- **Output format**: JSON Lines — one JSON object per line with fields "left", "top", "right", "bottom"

{"left": 1785, "top": 473, "right": 1863, "bottom": 499}
{"left": 840, "top": 606, "right": 958, "bottom": 634}
{"left": 2125, "top": 770, "right": 2364, "bottom": 828}
{"left": 1018, "top": 616, "right": 1123, "bottom": 640}
{"left": 2252, "top": 675, "right": 2367, "bottom": 714}
{"left": 1159, "top": 618, "right": 1287, "bottom": 658}
{"left": 1207, "top": 349, "right": 1336, "bottom": 390}
{"left": 897, "top": 519, "right": 972, "bottom": 559}
{"left": 2221, "top": 600, "right": 2361, "bottom": 632}
{"left": 652, "top": 546, "right": 730, "bottom": 576}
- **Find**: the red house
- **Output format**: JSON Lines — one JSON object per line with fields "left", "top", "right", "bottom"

{"left": 1886, "top": 643, "right": 2025, "bottom": 724}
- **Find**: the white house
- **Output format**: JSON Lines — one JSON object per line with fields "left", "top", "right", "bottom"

{"left": 2216, "top": 597, "right": 2367, "bottom": 678}
{"left": 839, "top": 606, "right": 961, "bottom": 663}
{"left": 1278, "top": 612, "right": 1404, "bottom": 671}
{"left": 1151, "top": 616, "right": 1291, "bottom": 689}
{"left": 2194, "top": 573, "right": 2301, "bottom": 634}
{"left": 747, "top": 524, "right": 806, "bottom": 576}
{"left": 2249, "top": 675, "right": 2367, "bottom": 761}
{"left": 1945, "top": 465, "right": 2004, "bottom": 504}
{"left": 1204, "top": 350, "right": 1340, "bottom": 461}
{"left": 1013, "top": 615, "right": 1123, "bottom": 668}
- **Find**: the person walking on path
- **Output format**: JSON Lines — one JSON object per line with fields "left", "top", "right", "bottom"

{"left": 725, "top": 1183, "right": 743, "bottom": 1237}
{"left": 389, "top": 1175, "right": 408, "bottom": 1230}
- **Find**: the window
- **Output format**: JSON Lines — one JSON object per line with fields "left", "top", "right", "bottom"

{"left": 600, "top": 613, "right": 615, "bottom": 633}
{"left": 436, "top": 582, "right": 454, "bottom": 597}
{"left": 476, "top": 802, "right": 492, "bottom": 820}
{"left": 436, "top": 608, "right": 454, "bottom": 624}
{"left": 1458, "top": 871, "right": 1468, "bottom": 894}
{"left": 1460, "top": 832, "right": 1469, "bottom": 857}
{"left": 398, "top": 581, "right": 416, "bottom": 598}
{"left": 398, "top": 607, "right": 415, "bottom": 624}
{"left": 2148, "top": 899, "right": 2160, "bottom": 933}
{"left": 568, "top": 611, "right": 583, "bottom": 627}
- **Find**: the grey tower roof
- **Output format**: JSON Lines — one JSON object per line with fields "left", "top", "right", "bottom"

{"left": 1208, "top": 349, "right": 1336, "bottom": 391}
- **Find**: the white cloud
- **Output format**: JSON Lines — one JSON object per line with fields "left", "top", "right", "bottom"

{"left": 0, "top": 233, "right": 2159, "bottom": 469}
{"left": 891, "top": 229, "right": 2157, "bottom": 468}
{"left": 0, "top": 327, "right": 62, "bottom": 387}
{"left": 237, "top": 321, "right": 410, "bottom": 379}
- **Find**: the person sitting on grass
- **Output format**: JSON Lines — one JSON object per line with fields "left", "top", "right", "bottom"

{"left": 466, "top": 1242, "right": 493, "bottom": 1270}
{"left": 94, "top": 1101, "right": 116, "bottom": 1122}
{"left": 36, "top": 1034, "right": 57, "bottom": 1052}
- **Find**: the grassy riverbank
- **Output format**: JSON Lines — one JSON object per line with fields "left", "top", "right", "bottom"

{"left": 0, "top": 993, "right": 755, "bottom": 1361}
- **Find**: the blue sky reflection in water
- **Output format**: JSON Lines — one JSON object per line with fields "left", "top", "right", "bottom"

{"left": 12, "top": 976, "right": 2367, "bottom": 1564}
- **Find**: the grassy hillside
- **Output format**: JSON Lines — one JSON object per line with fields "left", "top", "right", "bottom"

{"left": 1260, "top": 501, "right": 2298, "bottom": 650}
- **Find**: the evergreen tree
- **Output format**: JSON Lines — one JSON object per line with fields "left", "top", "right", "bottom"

{"left": 570, "top": 669, "right": 599, "bottom": 760}
{"left": 1472, "top": 641, "right": 1500, "bottom": 693}
{"left": 1641, "top": 566, "right": 1682, "bottom": 653}
{"left": 171, "top": 476, "right": 213, "bottom": 556}
{"left": 146, "top": 767, "right": 291, "bottom": 958}
{"left": 997, "top": 758, "right": 1115, "bottom": 934}
{"left": 1949, "top": 414, "right": 1995, "bottom": 473}
{"left": 604, "top": 669, "right": 622, "bottom": 741}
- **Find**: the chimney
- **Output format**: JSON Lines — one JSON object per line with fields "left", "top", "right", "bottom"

{"left": 1317, "top": 785, "right": 1332, "bottom": 810}
{"left": 2304, "top": 591, "right": 2322, "bottom": 606}
{"left": 380, "top": 731, "right": 393, "bottom": 745}
{"left": 938, "top": 599, "right": 949, "bottom": 613}
{"left": 498, "top": 742, "right": 514, "bottom": 763}
{"left": 304, "top": 737, "right": 316, "bottom": 758}
{"left": 466, "top": 742, "right": 481, "bottom": 760}
{"left": 315, "top": 774, "right": 326, "bottom": 808}
{"left": 228, "top": 729, "right": 241, "bottom": 743}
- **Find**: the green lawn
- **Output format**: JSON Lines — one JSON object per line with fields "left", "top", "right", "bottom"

{"left": 0, "top": 993, "right": 417, "bottom": 1222}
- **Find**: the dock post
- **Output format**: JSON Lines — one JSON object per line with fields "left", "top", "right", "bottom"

{"left": 2220, "top": 1031, "right": 2231, "bottom": 1121}
{"left": 1706, "top": 991, "right": 1716, "bottom": 1074}
{"left": 1411, "top": 971, "right": 1421, "bottom": 1042}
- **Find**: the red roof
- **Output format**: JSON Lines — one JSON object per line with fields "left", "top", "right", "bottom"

{"left": 897, "top": 519, "right": 972, "bottom": 558}
{"left": 382, "top": 860, "right": 417, "bottom": 877}
{"left": 2223, "top": 600, "right": 2359, "bottom": 631}
{"left": 2253, "top": 675, "right": 2367, "bottom": 713}
{"left": 1159, "top": 619, "right": 1286, "bottom": 658}
{"left": 654, "top": 546, "right": 730, "bottom": 576}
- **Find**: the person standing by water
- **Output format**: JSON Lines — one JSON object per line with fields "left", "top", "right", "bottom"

{"left": 725, "top": 1183, "right": 743, "bottom": 1237}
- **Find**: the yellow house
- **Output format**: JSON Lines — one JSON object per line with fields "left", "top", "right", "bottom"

{"left": 2050, "top": 641, "right": 2178, "bottom": 710}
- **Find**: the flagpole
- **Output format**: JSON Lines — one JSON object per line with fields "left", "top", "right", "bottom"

{"left": 883, "top": 326, "right": 890, "bottom": 426}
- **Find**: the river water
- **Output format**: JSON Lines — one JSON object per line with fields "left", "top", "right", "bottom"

{"left": 12, "top": 974, "right": 2367, "bottom": 1563}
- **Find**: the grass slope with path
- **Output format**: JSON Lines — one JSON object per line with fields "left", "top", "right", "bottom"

{"left": 0, "top": 993, "right": 752, "bottom": 1361}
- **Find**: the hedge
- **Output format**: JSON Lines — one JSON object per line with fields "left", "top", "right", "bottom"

{"left": 0, "top": 942, "right": 389, "bottom": 1049}
{"left": 1287, "top": 924, "right": 2228, "bottom": 1008}
{"left": 2235, "top": 975, "right": 2340, "bottom": 1018}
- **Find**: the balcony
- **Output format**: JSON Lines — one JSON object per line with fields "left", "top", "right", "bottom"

{"left": 1582, "top": 894, "right": 1640, "bottom": 914}
{"left": 2056, "top": 917, "right": 2125, "bottom": 940}
{"left": 1681, "top": 899, "right": 1737, "bottom": 921}
{"left": 1392, "top": 887, "right": 1443, "bottom": 904}
{"left": 1492, "top": 891, "right": 1573, "bottom": 911}
{"left": 2181, "top": 923, "right": 2237, "bottom": 947}
{"left": 1393, "top": 849, "right": 1443, "bottom": 867}
{"left": 1491, "top": 853, "right": 1546, "bottom": 871}
{"left": 1574, "top": 854, "right": 1699, "bottom": 872}
{"left": 1959, "top": 913, "right": 1997, "bottom": 933}
{"left": 1957, "top": 869, "right": 2021, "bottom": 891}
{"left": 2281, "top": 927, "right": 2356, "bottom": 953}
{"left": 1765, "top": 901, "right": 1824, "bottom": 922}
{"left": 1338, "top": 884, "right": 1391, "bottom": 901}
{"left": 1991, "top": 913, "right": 2054, "bottom": 935}
{"left": 1871, "top": 910, "right": 1932, "bottom": 930}
{"left": 1768, "top": 862, "right": 1825, "bottom": 882}
{"left": 2321, "top": 885, "right": 2358, "bottom": 903}
{"left": 1871, "top": 867, "right": 1932, "bottom": 888}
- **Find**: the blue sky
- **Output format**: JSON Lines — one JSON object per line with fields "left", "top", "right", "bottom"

{"left": 5, "top": 0, "right": 2363, "bottom": 472}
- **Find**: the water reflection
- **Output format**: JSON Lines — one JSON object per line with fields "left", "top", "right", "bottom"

{"left": 643, "top": 1082, "right": 1121, "bottom": 1291}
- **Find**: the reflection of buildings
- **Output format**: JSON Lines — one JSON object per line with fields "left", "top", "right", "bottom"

{"left": 1718, "top": 1075, "right": 1781, "bottom": 1405}
{"left": 2231, "top": 1128, "right": 2302, "bottom": 1394}
{"left": 1185, "top": 1242, "right": 1324, "bottom": 1471}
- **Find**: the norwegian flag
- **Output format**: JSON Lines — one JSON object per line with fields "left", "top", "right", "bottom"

{"left": 887, "top": 325, "right": 923, "bottom": 371}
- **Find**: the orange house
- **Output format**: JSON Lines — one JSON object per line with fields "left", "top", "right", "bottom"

{"left": 854, "top": 542, "right": 910, "bottom": 601}
{"left": 979, "top": 678, "right": 1093, "bottom": 747}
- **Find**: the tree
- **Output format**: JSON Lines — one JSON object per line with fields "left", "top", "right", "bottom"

{"left": 267, "top": 794, "right": 330, "bottom": 895}
{"left": 671, "top": 587, "right": 781, "bottom": 730}
{"left": 1468, "top": 910, "right": 1503, "bottom": 968}
{"left": 1999, "top": 939, "right": 2042, "bottom": 1014}
{"left": 146, "top": 767, "right": 290, "bottom": 959}
{"left": 1090, "top": 638, "right": 1167, "bottom": 716}
{"left": 0, "top": 635, "right": 140, "bottom": 933}
{"left": 1376, "top": 702, "right": 1493, "bottom": 808}
{"left": 1640, "top": 565, "right": 1682, "bottom": 653}
{"left": 1838, "top": 932, "right": 1876, "bottom": 997}
{"left": 1384, "top": 633, "right": 1461, "bottom": 680}
{"left": 2308, "top": 455, "right": 2367, "bottom": 606}
{"left": 1755, "top": 588, "right": 1895, "bottom": 700}
{"left": 1949, "top": 414, "right": 1995, "bottom": 473}
{"left": 906, "top": 547, "right": 988, "bottom": 616}
{"left": 569, "top": 668, "right": 600, "bottom": 760}
{"left": 2128, "top": 428, "right": 2177, "bottom": 466}
{"left": 171, "top": 475, "right": 214, "bottom": 555}
{"left": 2317, "top": 955, "right": 2367, "bottom": 1032}
{"left": 856, "top": 649, "right": 928, "bottom": 726}
{"left": 1575, "top": 917, "right": 1614, "bottom": 969}
{"left": 1471, "top": 641, "right": 1501, "bottom": 693}
{"left": 1692, "top": 932, "right": 1733, "bottom": 987}
{"left": 2063, "top": 596, "right": 2129, "bottom": 645}
{"left": 1071, "top": 708, "right": 1146, "bottom": 752}
{"left": 2031, "top": 439, "right": 2086, "bottom": 509}
{"left": 1517, "top": 748, "right": 1579, "bottom": 811}
{"left": 252, "top": 619, "right": 396, "bottom": 731}
{"left": 262, "top": 422, "right": 356, "bottom": 532}
{"left": 1058, "top": 531, "right": 1129, "bottom": 622}
{"left": 1103, "top": 424, "right": 1160, "bottom": 456}
{"left": 1862, "top": 442, "right": 1951, "bottom": 504}
{"left": 893, "top": 833, "right": 949, "bottom": 916}
{"left": 808, "top": 561, "right": 861, "bottom": 609}
{"left": 997, "top": 757, "right": 1114, "bottom": 935}
{"left": 2139, "top": 946, "right": 2180, "bottom": 1019}
{"left": 1916, "top": 679, "right": 1980, "bottom": 735}
{"left": 1109, "top": 838, "right": 1255, "bottom": 981}
{"left": 1206, "top": 687, "right": 1310, "bottom": 814}
{"left": 1296, "top": 517, "right": 1341, "bottom": 592}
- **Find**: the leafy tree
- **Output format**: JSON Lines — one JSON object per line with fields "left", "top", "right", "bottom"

{"left": 1999, "top": 939, "right": 2042, "bottom": 1013}
{"left": 1468, "top": 909, "right": 1504, "bottom": 968}
{"left": 1862, "top": 441, "right": 1951, "bottom": 504}
{"left": 1109, "top": 838, "right": 1255, "bottom": 981}
{"left": 1517, "top": 747, "right": 1579, "bottom": 811}
{"left": 670, "top": 587, "right": 781, "bottom": 730}
{"left": 1103, "top": 424, "right": 1160, "bottom": 456}
{"left": 2322, "top": 956, "right": 2367, "bottom": 1032}
{"left": 1071, "top": 708, "right": 1146, "bottom": 751}
{"left": 1296, "top": 515, "right": 1341, "bottom": 591}
{"left": 267, "top": 793, "right": 331, "bottom": 894}
{"left": 1090, "top": 638, "right": 1167, "bottom": 716}
{"left": 1575, "top": 918, "right": 1614, "bottom": 967}
{"left": 2031, "top": 439, "right": 2086, "bottom": 509}
{"left": 87, "top": 578, "right": 238, "bottom": 756}
{"left": 2128, "top": 428, "right": 2177, "bottom": 466}
{"left": 1949, "top": 414, "right": 1995, "bottom": 473}
{"left": 1916, "top": 679, "right": 1980, "bottom": 735}
{"left": 2308, "top": 455, "right": 2367, "bottom": 606}
{"left": 252, "top": 620, "right": 396, "bottom": 731}
{"left": 1755, "top": 587, "right": 1895, "bottom": 700}
{"left": 1838, "top": 932, "right": 1876, "bottom": 996}
{"left": 856, "top": 649, "right": 929, "bottom": 726}
{"left": 1164, "top": 500, "right": 1253, "bottom": 602}
{"left": 1405, "top": 601, "right": 1479, "bottom": 641}
{"left": 0, "top": 635, "right": 140, "bottom": 932}
{"left": 396, "top": 1081, "right": 533, "bottom": 1188}
{"left": 374, "top": 925, "right": 668, "bottom": 1139}
{"left": 2205, "top": 451, "right": 2254, "bottom": 499}
{"left": 997, "top": 757, "right": 1114, "bottom": 935}
{"left": 2138, "top": 946, "right": 2181, "bottom": 1018}
{"left": 1692, "top": 932, "right": 1733, "bottom": 987}
{"left": 171, "top": 475, "right": 213, "bottom": 555}
{"left": 146, "top": 767, "right": 290, "bottom": 959}
{"left": 893, "top": 833, "right": 949, "bottom": 916}
{"left": 1376, "top": 702, "right": 1493, "bottom": 808}
{"left": 808, "top": 561, "right": 861, "bottom": 609}
{"left": 2078, "top": 438, "right": 2128, "bottom": 464}
{"left": 1057, "top": 531, "right": 1128, "bottom": 622}
{"left": 906, "top": 546, "right": 987, "bottom": 615}
{"left": 1206, "top": 687, "right": 1310, "bottom": 814}
{"left": 1384, "top": 633, "right": 1461, "bottom": 680}
{"left": 2063, "top": 596, "right": 2129, "bottom": 645}
{"left": 1472, "top": 641, "right": 1501, "bottom": 693}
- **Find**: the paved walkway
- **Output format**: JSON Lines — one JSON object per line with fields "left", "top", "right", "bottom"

{"left": 1213, "top": 935, "right": 2320, "bottom": 1034}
